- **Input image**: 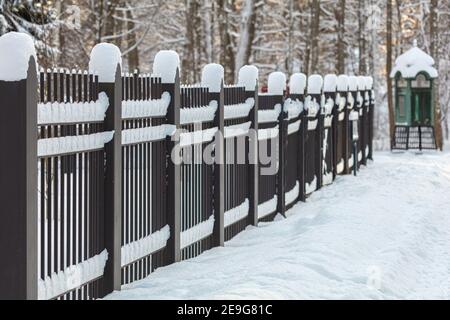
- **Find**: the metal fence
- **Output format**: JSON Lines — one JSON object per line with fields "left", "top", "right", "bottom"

{"left": 0, "top": 52, "right": 375, "bottom": 300}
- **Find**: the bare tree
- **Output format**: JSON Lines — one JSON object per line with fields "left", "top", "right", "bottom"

{"left": 387, "top": 0, "right": 395, "bottom": 142}
{"left": 234, "top": 0, "right": 257, "bottom": 81}
{"left": 336, "top": 0, "right": 346, "bottom": 74}
{"left": 430, "top": 0, "right": 443, "bottom": 149}
{"left": 310, "top": 0, "right": 321, "bottom": 74}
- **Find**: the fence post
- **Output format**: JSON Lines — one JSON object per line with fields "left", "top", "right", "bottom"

{"left": 202, "top": 64, "right": 225, "bottom": 247}
{"left": 277, "top": 99, "right": 288, "bottom": 218}
{"left": 317, "top": 102, "right": 325, "bottom": 189}
{"left": 100, "top": 68, "right": 122, "bottom": 296}
{"left": 345, "top": 77, "right": 358, "bottom": 174}
{"left": 246, "top": 88, "right": 259, "bottom": 226}
{"left": 163, "top": 68, "right": 182, "bottom": 264}
{"left": 299, "top": 101, "right": 307, "bottom": 202}
{"left": 213, "top": 84, "right": 225, "bottom": 246}
{"left": 419, "top": 126, "right": 423, "bottom": 151}
{"left": 89, "top": 44, "right": 123, "bottom": 296}
{"left": 368, "top": 80, "right": 375, "bottom": 160}
{"left": 0, "top": 35, "right": 38, "bottom": 300}
{"left": 238, "top": 66, "right": 259, "bottom": 226}
{"left": 152, "top": 51, "right": 182, "bottom": 264}
{"left": 289, "top": 74, "right": 307, "bottom": 202}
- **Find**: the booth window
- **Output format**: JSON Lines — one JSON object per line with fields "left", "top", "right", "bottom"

{"left": 412, "top": 74, "right": 430, "bottom": 88}
{"left": 398, "top": 95, "right": 406, "bottom": 117}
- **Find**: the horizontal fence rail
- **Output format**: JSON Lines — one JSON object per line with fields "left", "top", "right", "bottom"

{"left": 0, "top": 43, "right": 376, "bottom": 300}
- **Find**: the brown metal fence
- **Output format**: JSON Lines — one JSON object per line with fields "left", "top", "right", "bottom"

{"left": 0, "top": 55, "right": 375, "bottom": 300}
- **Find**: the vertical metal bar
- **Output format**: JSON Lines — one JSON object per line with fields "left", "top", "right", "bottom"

{"left": 99, "top": 65, "right": 122, "bottom": 296}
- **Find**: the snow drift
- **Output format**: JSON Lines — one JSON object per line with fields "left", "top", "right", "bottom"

{"left": 107, "top": 151, "right": 450, "bottom": 300}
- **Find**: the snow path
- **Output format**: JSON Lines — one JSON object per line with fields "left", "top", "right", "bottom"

{"left": 107, "top": 152, "right": 450, "bottom": 300}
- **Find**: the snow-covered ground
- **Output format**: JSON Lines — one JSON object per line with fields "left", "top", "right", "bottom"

{"left": 107, "top": 151, "right": 450, "bottom": 300}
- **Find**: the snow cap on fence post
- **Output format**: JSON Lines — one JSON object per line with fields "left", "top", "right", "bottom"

{"left": 289, "top": 73, "right": 307, "bottom": 95}
{"left": 357, "top": 76, "right": 367, "bottom": 91}
{"left": 337, "top": 75, "right": 349, "bottom": 92}
{"left": 201, "top": 64, "right": 224, "bottom": 93}
{"left": 307, "top": 74, "right": 323, "bottom": 95}
{"left": 348, "top": 76, "right": 358, "bottom": 92}
{"left": 0, "top": 32, "right": 37, "bottom": 82}
{"left": 153, "top": 50, "right": 180, "bottom": 84}
{"left": 365, "top": 76, "right": 374, "bottom": 90}
{"left": 89, "top": 43, "right": 122, "bottom": 83}
{"left": 323, "top": 74, "right": 338, "bottom": 93}
{"left": 268, "top": 72, "right": 286, "bottom": 95}
{"left": 238, "top": 65, "right": 259, "bottom": 91}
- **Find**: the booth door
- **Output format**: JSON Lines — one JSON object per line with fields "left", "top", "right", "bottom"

{"left": 412, "top": 91, "right": 432, "bottom": 126}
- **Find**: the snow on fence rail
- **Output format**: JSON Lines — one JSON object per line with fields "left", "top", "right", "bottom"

{"left": 0, "top": 34, "right": 375, "bottom": 300}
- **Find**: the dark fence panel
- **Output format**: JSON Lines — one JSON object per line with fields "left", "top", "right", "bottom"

{"left": 362, "top": 90, "right": 371, "bottom": 165}
{"left": 357, "top": 91, "right": 365, "bottom": 167}
{"left": 179, "top": 86, "right": 216, "bottom": 260}
{"left": 393, "top": 125, "right": 437, "bottom": 151}
{"left": 347, "top": 91, "right": 358, "bottom": 172}
{"left": 323, "top": 92, "right": 336, "bottom": 186}
{"left": 120, "top": 73, "right": 169, "bottom": 285}
{"left": 257, "top": 94, "right": 280, "bottom": 222}
{"left": 335, "top": 92, "right": 348, "bottom": 175}
{"left": 224, "top": 86, "right": 250, "bottom": 242}
{"left": 37, "top": 69, "right": 106, "bottom": 300}
{"left": 304, "top": 94, "right": 321, "bottom": 196}
{"left": 284, "top": 94, "right": 304, "bottom": 210}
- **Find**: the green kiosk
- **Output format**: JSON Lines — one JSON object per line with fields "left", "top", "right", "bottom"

{"left": 390, "top": 41, "right": 438, "bottom": 150}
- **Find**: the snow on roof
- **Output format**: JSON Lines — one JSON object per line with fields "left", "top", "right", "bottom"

{"left": 307, "top": 75, "right": 323, "bottom": 95}
{"left": 323, "top": 74, "right": 338, "bottom": 92}
{"left": 201, "top": 64, "right": 224, "bottom": 93}
{"left": 89, "top": 43, "right": 122, "bottom": 83}
{"left": 153, "top": 50, "right": 180, "bottom": 84}
{"left": 289, "top": 73, "right": 307, "bottom": 95}
{"left": 390, "top": 42, "right": 438, "bottom": 79}
{"left": 357, "top": 76, "right": 367, "bottom": 90}
{"left": 238, "top": 65, "right": 259, "bottom": 91}
{"left": 268, "top": 72, "right": 286, "bottom": 95}
{"left": 0, "top": 32, "right": 37, "bottom": 81}
{"left": 348, "top": 76, "right": 358, "bottom": 91}
{"left": 365, "top": 76, "right": 374, "bottom": 90}
{"left": 337, "top": 75, "right": 349, "bottom": 91}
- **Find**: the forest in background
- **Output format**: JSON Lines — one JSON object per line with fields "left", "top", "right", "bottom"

{"left": 1, "top": 0, "right": 449, "bottom": 147}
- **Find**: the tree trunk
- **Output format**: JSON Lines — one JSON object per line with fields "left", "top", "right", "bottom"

{"left": 218, "top": 0, "right": 235, "bottom": 83}
{"left": 336, "top": 0, "right": 346, "bottom": 74}
{"left": 310, "top": 0, "right": 320, "bottom": 74}
{"left": 203, "top": 0, "right": 214, "bottom": 64}
{"left": 387, "top": 0, "right": 395, "bottom": 143}
{"left": 126, "top": 2, "right": 140, "bottom": 73}
{"left": 395, "top": 0, "right": 402, "bottom": 56}
{"left": 304, "top": 1, "right": 313, "bottom": 75}
{"left": 430, "top": 0, "right": 443, "bottom": 150}
{"left": 182, "top": 0, "right": 198, "bottom": 83}
{"left": 104, "top": 0, "right": 121, "bottom": 42}
{"left": 358, "top": 0, "right": 367, "bottom": 74}
{"left": 234, "top": 0, "right": 257, "bottom": 80}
